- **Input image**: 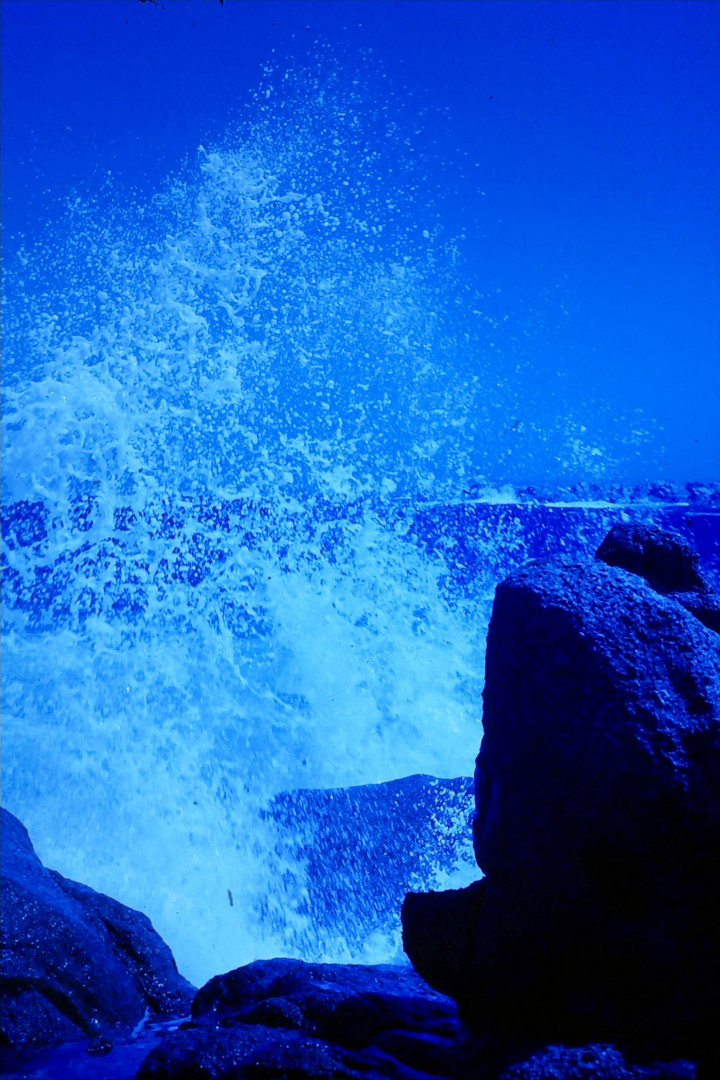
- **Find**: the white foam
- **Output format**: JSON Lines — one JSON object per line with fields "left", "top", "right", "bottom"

{"left": 0, "top": 58, "right": 659, "bottom": 986}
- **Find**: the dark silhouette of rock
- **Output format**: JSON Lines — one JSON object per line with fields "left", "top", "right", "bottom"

{"left": 0, "top": 808, "right": 194, "bottom": 1051}
{"left": 494, "top": 1043, "right": 697, "bottom": 1079}
{"left": 403, "top": 549, "right": 720, "bottom": 1075}
{"left": 596, "top": 521, "right": 720, "bottom": 631}
{"left": 136, "top": 958, "right": 459, "bottom": 1078}
{"left": 596, "top": 521, "right": 705, "bottom": 591}
{"left": 263, "top": 775, "right": 474, "bottom": 957}
{"left": 402, "top": 881, "right": 486, "bottom": 1005}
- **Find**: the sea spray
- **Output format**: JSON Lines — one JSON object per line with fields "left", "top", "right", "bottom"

{"left": 1, "top": 57, "right": 657, "bottom": 984}
{"left": 1, "top": 61, "right": 498, "bottom": 985}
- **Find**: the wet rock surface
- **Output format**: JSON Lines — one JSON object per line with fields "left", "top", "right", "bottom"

{"left": 0, "top": 808, "right": 194, "bottom": 1051}
{"left": 135, "top": 958, "right": 460, "bottom": 1079}
{"left": 403, "top": 532, "right": 720, "bottom": 1076}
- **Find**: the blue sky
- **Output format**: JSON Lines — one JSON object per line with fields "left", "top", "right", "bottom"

{"left": 2, "top": 0, "right": 718, "bottom": 484}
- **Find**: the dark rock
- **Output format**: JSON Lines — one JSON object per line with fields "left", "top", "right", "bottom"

{"left": 137, "top": 1022, "right": 440, "bottom": 1079}
{"left": 403, "top": 554, "right": 720, "bottom": 1070}
{"left": 496, "top": 1043, "right": 696, "bottom": 1079}
{"left": 673, "top": 588, "right": 720, "bottom": 632}
{"left": 136, "top": 958, "right": 459, "bottom": 1079}
{"left": 596, "top": 521, "right": 720, "bottom": 631}
{"left": 192, "top": 959, "right": 458, "bottom": 1041}
{"left": 263, "top": 775, "right": 475, "bottom": 958}
{"left": 0, "top": 808, "right": 194, "bottom": 1050}
{"left": 402, "top": 882, "right": 486, "bottom": 1004}
{"left": 595, "top": 521, "right": 705, "bottom": 591}
{"left": 373, "top": 1029, "right": 459, "bottom": 1077}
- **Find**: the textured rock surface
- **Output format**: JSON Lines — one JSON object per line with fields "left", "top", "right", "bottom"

{"left": 136, "top": 958, "right": 459, "bottom": 1079}
{"left": 403, "top": 550, "right": 720, "bottom": 1072}
{"left": 496, "top": 1043, "right": 696, "bottom": 1079}
{"left": 596, "top": 521, "right": 720, "bottom": 631}
{"left": 0, "top": 809, "right": 194, "bottom": 1050}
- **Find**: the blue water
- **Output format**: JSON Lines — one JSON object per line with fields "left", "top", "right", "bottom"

{"left": 1, "top": 2, "right": 718, "bottom": 990}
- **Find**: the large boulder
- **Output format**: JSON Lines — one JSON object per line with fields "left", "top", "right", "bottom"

{"left": 136, "top": 958, "right": 459, "bottom": 1079}
{"left": 403, "top": 550, "right": 720, "bottom": 1073}
{"left": 0, "top": 808, "right": 194, "bottom": 1050}
{"left": 596, "top": 520, "right": 720, "bottom": 631}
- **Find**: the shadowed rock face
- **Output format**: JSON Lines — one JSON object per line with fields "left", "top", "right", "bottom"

{"left": 0, "top": 809, "right": 194, "bottom": 1050}
{"left": 403, "top": 545, "right": 720, "bottom": 1072}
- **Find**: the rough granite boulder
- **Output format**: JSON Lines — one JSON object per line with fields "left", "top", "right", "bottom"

{"left": 596, "top": 521, "right": 720, "bottom": 632}
{"left": 136, "top": 958, "right": 460, "bottom": 1079}
{"left": 403, "top": 552, "right": 720, "bottom": 1075}
{"left": 0, "top": 808, "right": 194, "bottom": 1051}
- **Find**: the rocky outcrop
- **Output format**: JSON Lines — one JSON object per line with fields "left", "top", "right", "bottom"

{"left": 596, "top": 521, "right": 720, "bottom": 631}
{"left": 0, "top": 808, "right": 194, "bottom": 1050}
{"left": 136, "top": 958, "right": 459, "bottom": 1079}
{"left": 403, "top": 540, "right": 720, "bottom": 1075}
{"left": 5, "top": 517, "right": 719, "bottom": 1077}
